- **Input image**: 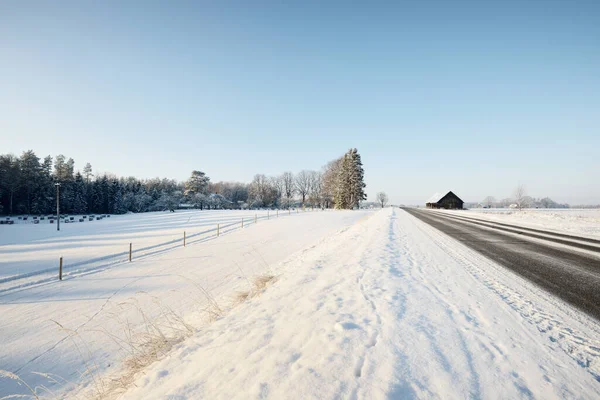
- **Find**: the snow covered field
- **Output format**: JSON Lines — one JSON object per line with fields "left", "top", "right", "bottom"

{"left": 2, "top": 208, "right": 600, "bottom": 399}
{"left": 444, "top": 208, "right": 600, "bottom": 239}
{"left": 0, "top": 209, "right": 301, "bottom": 292}
{"left": 0, "top": 209, "right": 369, "bottom": 398}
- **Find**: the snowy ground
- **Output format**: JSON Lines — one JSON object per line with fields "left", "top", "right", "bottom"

{"left": 0, "top": 209, "right": 298, "bottom": 291}
{"left": 444, "top": 208, "right": 600, "bottom": 239}
{"left": 117, "top": 208, "right": 600, "bottom": 400}
{"left": 0, "top": 209, "right": 368, "bottom": 398}
{"left": 2, "top": 208, "right": 600, "bottom": 399}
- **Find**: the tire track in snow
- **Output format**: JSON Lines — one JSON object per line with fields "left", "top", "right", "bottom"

{"left": 405, "top": 208, "right": 600, "bottom": 383}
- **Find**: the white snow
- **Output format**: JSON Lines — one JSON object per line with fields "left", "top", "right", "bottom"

{"left": 442, "top": 208, "right": 600, "bottom": 239}
{"left": 0, "top": 209, "right": 293, "bottom": 291}
{"left": 2, "top": 208, "right": 600, "bottom": 399}
{"left": 0, "top": 209, "right": 368, "bottom": 398}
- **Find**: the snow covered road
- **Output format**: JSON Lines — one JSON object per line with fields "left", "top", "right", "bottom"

{"left": 121, "top": 208, "right": 600, "bottom": 399}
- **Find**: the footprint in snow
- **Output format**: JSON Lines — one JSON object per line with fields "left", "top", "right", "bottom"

{"left": 334, "top": 322, "right": 361, "bottom": 331}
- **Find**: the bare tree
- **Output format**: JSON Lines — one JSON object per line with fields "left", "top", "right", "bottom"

{"left": 376, "top": 192, "right": 388, "bottom": 208}
{"left": 249, "top": 174, "right": 277, "bottom": 207}
{"left": 513, "top": 184, "right": 528, "bottom": 210}
{"left": 308, "top": 171, "right": 322, "bottom": 208}
{"left": 320, "top": 157, "right": 343, "bottom": 209}
{"left": 280, "top": 172, "right": 295, "bottom": 208}
{"left": 270, "top": 175, "right": 284, "bottom": 207}
{"left": 482, "top": 196, "right": 496, "bottom": 208}
{"left": 295, "top": 170, "right": 312, "bottom": 206}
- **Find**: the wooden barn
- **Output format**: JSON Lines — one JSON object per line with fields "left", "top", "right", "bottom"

{"left": 426, "top": 191, "right": 464, "bottom": 209}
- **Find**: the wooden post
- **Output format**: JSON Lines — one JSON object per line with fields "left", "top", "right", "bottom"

{"left": 184, "top": 231, "right": 186, "bottom": 247}
{"left": 129, "top": 243, "right": 132, "bottom": 262}
{"left": 59, "top": 257, "right": 63, "bottom": 281}
{"left": 217, "top": 223, "right": 220, "bottom": 236}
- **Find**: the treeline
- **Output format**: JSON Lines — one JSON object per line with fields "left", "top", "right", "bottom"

{"left": 480, "top": 195, "right": 570, "bottom": 209}
{"left": 0, "top": 148, "right": 366, "bottom": 215}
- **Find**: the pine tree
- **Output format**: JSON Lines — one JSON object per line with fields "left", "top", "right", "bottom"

{"left": 72, "top": 173, "right": 88, "bottom": 214}
{"left": 349, "top": 148, "right": 366, "bottom": 208}
{"left": 184, "top": 170, "right": 210, "bottom": 197}
{"left": 19, "top": 150, "right": 41, "bottom": 214}
{"left": 83, "top": 162, "right": 93, "bottom": 184}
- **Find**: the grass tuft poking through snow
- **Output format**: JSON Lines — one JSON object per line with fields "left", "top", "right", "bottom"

{"left": 253, "top": 274, "right": 277, "bottom": 292}
{"left": 0, "top": 268, "right": 281, "bottom": 400}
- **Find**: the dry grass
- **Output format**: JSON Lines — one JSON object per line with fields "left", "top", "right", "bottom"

{"left": 253, "top": 274, "right": 276, "bottom": 292}
{"left": 232, "top": 274, "right": 277, "bottom": 306}
{"left": 2, "top": 257, "right": 279, "bottom": 400}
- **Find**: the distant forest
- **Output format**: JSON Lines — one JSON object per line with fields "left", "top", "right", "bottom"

{"left": 0, "top": 149, "right": 366, "bottom": 216}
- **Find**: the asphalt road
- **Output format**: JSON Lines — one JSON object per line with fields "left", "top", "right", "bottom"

{"left": 403, "top": 208, "right": 600, "bottom": 321}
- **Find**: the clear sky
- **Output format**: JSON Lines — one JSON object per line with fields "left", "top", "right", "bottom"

{"left": 1, "top": 1, "right": 599, "bottom": 205}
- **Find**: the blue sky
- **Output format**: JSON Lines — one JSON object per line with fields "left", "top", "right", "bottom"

{"left": 1, "top": 1, "right": 599, "bottom": 205}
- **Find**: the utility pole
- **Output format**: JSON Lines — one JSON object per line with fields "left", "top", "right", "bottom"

{"left": 55, "top": 183, "right": 61, "bottom": 231}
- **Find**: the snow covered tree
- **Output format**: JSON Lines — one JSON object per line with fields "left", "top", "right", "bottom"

{"left": 334, "top": 153, "right": 351, "bottom": 209}
{"left": 0, "top": 154, "right": 20, "bottom": 214}
{"left": 185, "top": 170, "right": 210, "bottom": 197}
{"left": 321, "top": 157, "right": 343, "bottom": 209}
{"left": 348, "top": 148, "right": 366, "bottom": 209}
{"left": 83, "top": 162, "right": 94, "bottom": 183}
{"left": 112, "top": 182, "right": 126, "bottom": 214}
{"left": 376, "top": 192, "right": 388, "bottom": 208}
{"left": 513, "top": 185, "right": 528, "bottom": 211}
{"left": 191, "top": 193, "right": 208, "bottom": 210}
{"left": 482, "top": 196, "right": 496, "bottom": 208}
{"left": 332, "top": 149, "right": 366, "bottom": 210}
{"left": 19, "top": 150, "right": 42, "bottom": 214}
{"left": 155, "top": 190, "right": 182, "bottom": 211}
{"left": 72, "top": 172, "right": 88, "bottom": 214}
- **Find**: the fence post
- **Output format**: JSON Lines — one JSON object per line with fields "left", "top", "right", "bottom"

{"left": 129, "top": 243, "right": 132, "bottom": 262}
{"left": 217, "top": 223, "right": 220, "bottom": 237}
{"left": 59, "top": 257, "right": 63, "bottom": 281}
{"left": 184, "top": 231, "right": 186, "bottom": 247}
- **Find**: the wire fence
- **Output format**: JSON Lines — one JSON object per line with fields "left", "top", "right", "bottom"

{"left": 0, "top": 208, "right": 319, "bottom": 294}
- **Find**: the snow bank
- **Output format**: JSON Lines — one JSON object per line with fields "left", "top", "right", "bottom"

{"left": 446, "top": 208, "right": 600, "bottom": 239}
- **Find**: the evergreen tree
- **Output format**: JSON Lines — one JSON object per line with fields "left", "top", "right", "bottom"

{"left": 72, "top": 173, "right": 88, "bottom": 214}
{"left": 83, "top": 162, "right": 93, "bottom": 183}
{"left": 349, "top": 148, "right": 366, "bottom": 208}
{"left": 184, "top": 170, "right": 210, "bottom": 197}
{"left": 112, "top": 184, "right": 126, "bottom": 214}
{"left": 19, "top": 150, "right": 42, "bottom": 214}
